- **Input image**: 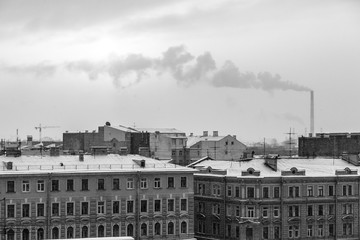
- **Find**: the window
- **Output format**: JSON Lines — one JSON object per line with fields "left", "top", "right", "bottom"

{"left": 226, "top": 225, "right": 231, "bottom": 237}
{"left": 113, "top": 224, "right": 119, "bottom": 237}
{"left": 168, "top": 177, "right": 174, "bottom": 188}
{"left": 274, "top": 206, "right": 280, "bottom": 217}
{"left": 212, "top": 222, "right": 220, "bottom": 235}
{"left": 81, "top": 202, "right": 89, "bottom": 215}
{"left": 97, "top": 201, "right": 105, "bottom": 214}
{"left": 51, "top": 180, "right": 59, "bottom": 191}
{"left": 198, "top": 221, "right": 206, "bottom": 234}
{"left": 67, "top": 179, "right": 74, "bottom": 191}
{"left": 140, "top": 178, "right": 148, "bottom": 189}
{"left": 289, "top": 206, "right": 299, "bottom": 217}
{"left": 288, "top": 226, "right": 299, "bottom": 238}
{"left": 247, "top": 187, "right": 255, "bottom": 198}
{"left": 37, "top": 228, "right": 44, "bottom": 240}
{"left": 168, "top": 199, "right": 175, "bottom": 212}
{"left": 274, "top": 226, "right": 280, "bottom": 239}
{"left": 181, "top": 199, "right": 187, "bottom": 211}
{"left": 52, "top": 203, "right": 59, "bottom": 216}
{"left": 289, "top": 186, "right": 300, "bottom": 198}
{"left": 168, "top": 222, "right": 174, "bottom": 235}
{"left": 7, "top": 181, "right": 15, "bottom": 193}
{"left": 7, "top": 204, "right": 15, "bottom": 218}
{"left": 307, "top": 205, "right": 313, "bottom": 216}
{"left": 181, "top": 177, "right": 187, "bottom": 188}
{"left": 154, "top": 222, "right": 161, "bottom": 235}
{"left": 154, "top": 199, "right": 161, "bottom": 212}
{"left": 328, "top": 185, "right": 334, "bottom": 196}
{"left": 67, "top": 226, "right": 74, "bottom": 239}
{"left": 342, "top": 204, "right": 353, "bottom": 214}
{"left": 179, "top": 150, "right": 183, "bottom": 156}
{"left": 37, "top": 180, "right": 45, "bottom": 192}
{"left": 127, "top": 178, "right": 134, "bottom": 189}
{"left": 318, "top": 205, "right": 324, "bottom": 216}
{"left": 236, "top": 206, "right": 240, "bottom": 217}
{"left": 343, "top": 184, "right": 352, "bottom": 196}
{"left": 343, "top": 223, "right": 353, "bottom": 236}
{"left": 307, "top": 225, "right": 313, "bottom": 237}
{"left": 113, "top": 178, "right": 120, "bottom": 190}
{"left": 247, "top": 206, "right": 255, "bottom": 218}
{"left": 82, "top": 179, "right": 88, "bottom": 190}
{"left": 263, "top": 226, "right": 269, "bottom": 239}
{"left": 67, "top": 202, "right": 74, "bottom": 216}
{"left": 274, "top": 186, "right": 280, "bottom": 198}
{"left": 212, "top": 203, "right": 220, "bottom": 215}
{"left": 329, "top": 204, "right": 335, "bottom": 215}
{"left": 52, "top": 227, "right": 59, "bottom": 240}
{"left": 141, "top": 223, "right": 147, "bottom": 236}
{"left": 22, "top": 180, "right": 30, "bottom": 192}
{"left": 7, "top": 229, "right": 15, "bottom": 240}
{"left": 318, "top": 186, "right": 324, "bottom": 196}
{"left": 212, "top": 184, "right": 221, "bottom": 196}
{"left": 127, "top": 224, "right": 134, "bottom": 236}
{"left": 154, "top": 178, "right": 161, "bottom": 188}
{"left": 199, "top": 202, "right": 205, "bottom": 213}
{"left": 181, "top": 221, "right": 187, "bottom": 234}
{"left": 22, "top": 204, "right": 30, "bottom": 217}
{"left": 235, "top": 186, "right": 240, "bottom": 197}
{"left": 98, "top": 179, "right": 105, "bottom": 190}
{"left": 307, "top": 186, "right": 313, "bottom": 197}
{"left": 226, "top": 205, "right": 232, "bottom": 216}
{"left": 141, "top": 200, "right": 148, "bottom": 213}
{"left": 23, "top": 229, "right": 30, "bottom": 240}
{"left": 227, "top": 185, "right": 232, "bottom": 197}
{"left": 82, "top": 226, "right": 88, "bottom": 238}
{"left": 263, "top": 187, "right": 269, "bottom": 198}
{"left": 113, "top": 201, "right": 120, "bottom": 214}
{"left": 37, "top": 203, "right": 45, "bottom": 217}
{"left": 329, "top": 224, "right": 334, "bottom": 237}
{"left": 172, "top": 150, "right": 176, "bottom": 156}
{"left": 262, "top": 207, "right": 269, "bottom": 218}
{"left": 236, "top": 226, "right": 240, "bottom": 238}
{"left": 318, "top": 224, "right": 324, "bottom": 237}
{"left": 127, "top": 200, "right": 134, "bottom": 213}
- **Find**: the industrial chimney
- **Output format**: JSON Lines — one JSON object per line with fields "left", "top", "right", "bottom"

{"left": 310, "top": 90, "right": 314, "bottom": 137}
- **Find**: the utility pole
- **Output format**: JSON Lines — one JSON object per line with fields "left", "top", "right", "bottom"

{"left": 285, "top": 128, "right": 296, "bottom": 158}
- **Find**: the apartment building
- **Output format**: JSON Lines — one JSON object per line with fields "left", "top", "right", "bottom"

{"left": 191, "top": 157, "right": 360, "bottom": 240}
{"left": 0, "top": 154, "right": 196, "bottom": 240}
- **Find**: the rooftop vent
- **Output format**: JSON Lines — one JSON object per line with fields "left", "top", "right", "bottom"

{"left": 203, "top": 131, "right": 208, "bottom": 137}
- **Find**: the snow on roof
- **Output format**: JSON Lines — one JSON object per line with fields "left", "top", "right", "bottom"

{"left": 135, "top": 128, "right": 185, "bottom": 134}
{"left": 0, "top": 154, "right": 195, "bottom": 175}
{"left": 187, "top": 136, "right": 225, "bottom": 147}
{"left": 192, "top": 157, "right": 358, "bottom": 178}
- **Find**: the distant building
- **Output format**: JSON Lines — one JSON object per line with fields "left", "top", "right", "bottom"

{"left": 191, "top": 156, "right": 360, "bottom": 240}
{"left": 187, "top": 131, "right": 247, "bottom": 162}
{"left": 0, "top": 154, "right": 196, "bottom": 240}
{"left": 298, "top": 132, "right": 360, "bottom": 157}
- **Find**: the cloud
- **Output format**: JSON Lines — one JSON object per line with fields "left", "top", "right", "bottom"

{"left": 0, "top": 61, "right": 57, "bottom": 77}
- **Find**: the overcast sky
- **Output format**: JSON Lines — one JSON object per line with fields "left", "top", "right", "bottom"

{"left": 0, "top": 0, "right": 359, "bottom": 144}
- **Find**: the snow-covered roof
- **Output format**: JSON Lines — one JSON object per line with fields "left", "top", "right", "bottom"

{"left": 0, "top": 154, "right": 196, "bottom": 175}
{"left": 192, "top": 157, "right": 359, "bottom": 178}
{"left": 135, "top": 128, "right": 185, "bottom": 134}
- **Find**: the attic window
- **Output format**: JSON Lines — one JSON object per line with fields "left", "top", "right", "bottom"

{"left": 247, "top": 168, "right": 255, "bottom": 175}
{"left": 345, "top": 167, "right": 351, "bottom": 173}
{"left": 290, "top": 167, "right": 298, "bottom": 174}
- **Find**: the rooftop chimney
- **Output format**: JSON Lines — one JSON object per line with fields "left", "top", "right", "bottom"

{"left": 203, "top": 131, "right": 208, "bottom": 137}
{"left": 310, "top": 91, "right": 314, "bottom": 136}
{"left": 213, "top": 131, "right": 218, "bottom": 137}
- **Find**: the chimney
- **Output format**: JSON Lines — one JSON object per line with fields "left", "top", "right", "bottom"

{"left": 233, "top": 135, "right": 236, "bottom": 139}
{"left": 79, "top": 152, "right": 84, "bottom": 161}
{"left": 189, "top": 133, "right": 193, "bottom": 137}
{"left": 203, "top": 131, "right": 208, "bottom": 137}
{"left": 213, "top": 131, "right": 218, "bottom": 137}
{"left": 310, "top": 90, "right": 314, "bottom": 136}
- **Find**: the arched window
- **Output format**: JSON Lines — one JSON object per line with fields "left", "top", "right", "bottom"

{"left": 141, "top": 223, "right": 147, "bottom": 236}
{"left": 98, "top": 225, "right": 105, "bottom": 237}
{"left": 181, "top": 221, "right": 187, "bottom": 234}
{"left": 127, "top": 224, "right": 134, "bottom": 237}
{"left": 52, "top": 227, "right": 59, "bottom": 239}
{"left": 168, "top": 222, "right": 174, "bottom": 235}
{"left": 67, "top": 226, "right": 74, "bottom": 239}
{"left": 113, "top": 225, "right": 120, "bottom": 237}
{"left": 7, "top": 229, "right": 15, "bottom": 240}
{"left": 37, "top": 228, "right": 44, "bottom": 240}
{"left": 154, "top": 222, "right": 161, "bottom": 235}
{"left": 82, "top": 226, "right": 88, "bottom": 238}
{"left": 22, "top": 229, "right": 30, "bottom": 240}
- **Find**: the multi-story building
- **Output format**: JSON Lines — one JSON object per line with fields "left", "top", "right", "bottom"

{"left": 187, "top": 131, "right": 247, "bottom": 162}
{"left": 0, "top": 154, "right": 196, "bottom": 240}
{"left": 190, "top": 156, "right": 360, "bottom": 240}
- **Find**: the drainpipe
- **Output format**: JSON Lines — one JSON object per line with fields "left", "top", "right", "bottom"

{"left": 46, "top": 173, "right": 52, "bottom": 239}
{"left": 2, "top": 197, "right": 6, "bottom": 240}
{"left": 135, "top": 171, "right": 140, "bottom": 240}
{"left": 335, "top": 177, "right": 338, "bottom": 240}
{"left": 280, "top": 177, "right": 284, "bottom": 240}
{"left": 223, "top": 176, "right": 227, "bottom": 240}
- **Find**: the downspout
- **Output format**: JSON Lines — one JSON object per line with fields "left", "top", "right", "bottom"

{"left": 135, "top": 171, "right": 140, "bottom": 240}
{"left": 46, "top": 173, "right": 52, "bottom": 239}
{"left": 223, "top": 176, "right": 227, "bottom": 240}
{"left": 280, "top": 177, "right": 284, "bottom": 240}
{"left": 335, "top": 176, "right": 338, "bottom": 240}
{"left": 2, "top": 197, "right": 6, "bottom": 240}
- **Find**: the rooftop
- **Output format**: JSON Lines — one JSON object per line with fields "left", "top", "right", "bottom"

{"left": 135, "top": 128, "right": 185, "bottom": 134}
{"left": 0, "top": 154, "right": 195, "bottom": 175}
{"left": 191, "top": 157, "right": 359, "bottom": 178}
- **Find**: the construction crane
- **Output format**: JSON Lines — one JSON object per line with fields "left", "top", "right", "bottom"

{"left": 34, "top": 124, "right": 60, "bottom": 144}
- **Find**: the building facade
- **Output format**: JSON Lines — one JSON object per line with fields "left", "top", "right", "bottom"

{"left": 191, "top": 157, "right": 360, "bottom": 240}
{"left": 0, "top": 154, "right": 195, "bottom": 240}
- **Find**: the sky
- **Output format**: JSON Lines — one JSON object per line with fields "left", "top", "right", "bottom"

{"left": 0, "top": 0, "right": 360, "bottom": 144}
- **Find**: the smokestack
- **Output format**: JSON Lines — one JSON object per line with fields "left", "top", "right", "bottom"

{"left": 310, "top": 90, "right": 314, "bottom": 136}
